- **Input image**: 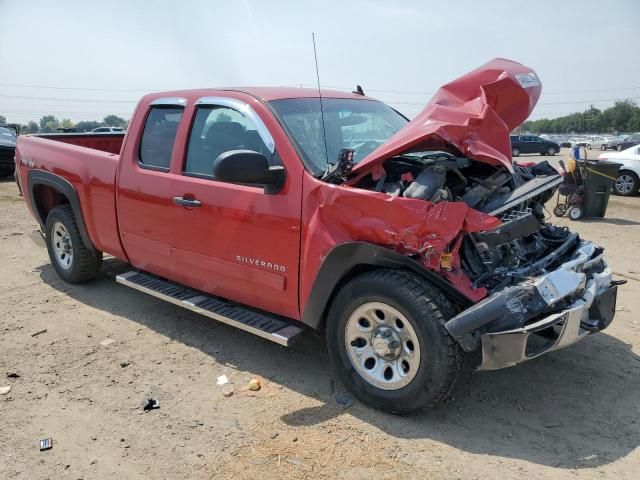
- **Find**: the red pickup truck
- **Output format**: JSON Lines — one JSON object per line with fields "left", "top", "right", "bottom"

{"left": 15, "top": 59, "right": 618, "bottom": 413}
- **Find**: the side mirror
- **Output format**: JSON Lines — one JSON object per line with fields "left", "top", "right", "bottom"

{"left": 213, "top": 149, "right": 285, "bottom": 194}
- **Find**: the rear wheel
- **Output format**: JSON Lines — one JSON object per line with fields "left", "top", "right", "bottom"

{"left": 613, "top": 171, "right": 639, "bottom": 196}
{"left": 512, "top": 147, "right": 520, "bottom": 157}
{"left": 617, "top": 145, "right": 623, "bottom": 151}
{"left": 45, "top": 205, "right": 102, "bottom": 283}
{"left": 546, "top": 146, "right": 556, "bottom": 156}
{"left": 601, "top": 145, "right": 607, "bottom": 151}
{"left": 326, "top": 270, "right": 463, "bottom": 414}
{"left": 586, "top": 144, "right": 592, "bottom": 150}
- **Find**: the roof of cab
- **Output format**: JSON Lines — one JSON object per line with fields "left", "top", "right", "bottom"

{"left": 143, "top": 86, "right": 374, "bottom": 103}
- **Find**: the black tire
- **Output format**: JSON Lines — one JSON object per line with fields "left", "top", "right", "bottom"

{"left": 45, "top": 205, "right": 102, "bottom": 283}
{"left": 586, "top": 144, "right": 592, "bottom": 150}
{"left": 617, "top": 144, "right": 623, "bottom": 151}
{"left": 326, "top": 269, "right": 463, "bottom": 414}
{"left": 600, "top": 145, "right": 607, "bottom": 151}
{"left": 613, "top": 170, "right": 640, "bottom": 196}
{"left": 512, "top": 147, "right": 520, "bottom": 157}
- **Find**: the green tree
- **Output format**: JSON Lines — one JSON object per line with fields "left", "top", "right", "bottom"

{"left": 39, "top": 115, "right": 59, "bottom": 133}
{"left": 521, "top": 98, "right": 640, "bottom": 134}
{"left": 75, "top": 121, "right": 103, "bottom": 132}
{"left": 103, "top": 115, "right": 127, "bottom": 128}
{"left": 60, "top": 118, "right": 75, "bottom": 129}
{"left": 26, "top": 121, "right": 39, "bottom": 133}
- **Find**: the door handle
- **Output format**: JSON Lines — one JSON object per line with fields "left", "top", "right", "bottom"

{"left": 172, "top": 196, "right": 203, "bottom": 208}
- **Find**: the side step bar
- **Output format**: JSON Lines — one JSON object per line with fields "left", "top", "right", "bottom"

{"left": 115, "top": 271, "right": 304, "bottom": 346}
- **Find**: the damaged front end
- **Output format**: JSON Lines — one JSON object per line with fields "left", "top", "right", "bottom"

{"left": 294, "top": 58, "right": 619, "bottom": 370}
{"left": 335, "top": 59, "right": 618, "bottom": 369}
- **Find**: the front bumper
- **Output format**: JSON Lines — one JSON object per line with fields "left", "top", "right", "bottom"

{"left": 445, "top": 241, "right": 618, "bottom": 370}
{"left": 478, "top": 279, "right": 616, "bottom": 370}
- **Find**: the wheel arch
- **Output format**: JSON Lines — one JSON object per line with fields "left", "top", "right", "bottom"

{"left": 27, "top": 170, "right": 95, "bottom": 252}
{"left": 300, "top": 242, "right": 474, "bottom": 330}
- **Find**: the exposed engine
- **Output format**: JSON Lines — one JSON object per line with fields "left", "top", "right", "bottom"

{"left": 355, "top": 151, "right": 581, "bottom": 295}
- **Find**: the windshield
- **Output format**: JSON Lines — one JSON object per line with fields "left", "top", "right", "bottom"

{"left": 269, "top": 98, "right": 408, "bottom": 175}
{"left": 0, "top": 127, "right": 16, "bottom": 139}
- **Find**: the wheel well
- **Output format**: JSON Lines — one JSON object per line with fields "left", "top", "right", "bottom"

{"left": 619, "top": 169, "right": 639, "bottom": 178}
{"left": 312, "top": 265, "right": 466, "bottom": 332}
{"left": 32, "top": 184, "right": 71, "bottom": 226}
{"left": 314, "top": 264, "right": 379, "bottom": 331}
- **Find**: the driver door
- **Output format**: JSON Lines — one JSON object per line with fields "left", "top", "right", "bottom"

{"left": 168, "top": 96, "right": 302, "bottom": 319}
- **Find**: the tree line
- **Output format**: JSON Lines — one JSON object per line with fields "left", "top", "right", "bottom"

{"left": 0, "top": 114, "right": 128, "bottom": 133}
{"left": 521, "top": 99, "right": 640, "bottom": 134}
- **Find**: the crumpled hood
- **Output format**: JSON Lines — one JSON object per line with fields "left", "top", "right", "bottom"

{"left": 352, "top": 58, "right": 542, "bottom": 175}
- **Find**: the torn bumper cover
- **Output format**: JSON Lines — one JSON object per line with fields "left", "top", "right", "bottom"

{"left": 445, "top": 242, "right": 618, "bottom": 370}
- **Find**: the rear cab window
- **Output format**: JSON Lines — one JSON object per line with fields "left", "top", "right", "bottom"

{"left": 139, "top": 101, "right": 185, "bottom": 171}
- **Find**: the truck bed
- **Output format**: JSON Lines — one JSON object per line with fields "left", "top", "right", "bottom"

{"left": 15, "top": 133, "right": 127, "bottom": 260}
{"left": 33, "top": 132, "right": 124, "bottom": 154}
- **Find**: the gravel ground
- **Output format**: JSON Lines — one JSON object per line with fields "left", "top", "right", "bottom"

{"left": 1, "top": 150, "right": 639, "bottom": 479}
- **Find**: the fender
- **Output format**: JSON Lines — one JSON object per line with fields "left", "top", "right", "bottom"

{"left": 27, "top": 170, "right": 95, "bottom": 252}
{"left": 300, "top": 242, "right": 475, "bottom": 329}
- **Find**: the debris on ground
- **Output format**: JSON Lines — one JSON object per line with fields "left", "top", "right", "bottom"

{"left": 30, "top": 329, "right": 47, "bottom": 337}
{"left": 143, "top": 398, "right": 160, "bottom": 411}
{"left": 216, "top": 374, "right": 229, "bottom": 386}
{"left": 0, "top": 385, "right": 11, "bottom": 395}
{"left": 6, "top": 373, "right": 20, "bottom": 378}
{"left": 335, "top": 392, "right": 354, "bottom": 408}
{"left": 247, "top": 378, "right": 261, "bottom": 391}
{"left": 39, "top": 438, "right": 53, "bottom": 451}
{"left": 119, "top": 361, "right": 130, "bottom": 368}
{"left": 222, "top": 387, "right": 234, "bottom": 397}
{"left": 99, "top": 338, "right": 116, "bottom": 347}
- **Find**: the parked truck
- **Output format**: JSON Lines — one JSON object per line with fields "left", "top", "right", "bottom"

{"left": 15, "top": 59, "right": 619, "bottom": 413}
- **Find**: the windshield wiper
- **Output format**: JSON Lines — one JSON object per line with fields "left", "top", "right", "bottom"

{"left": 321, "top": 148, "right": 355, "bottom": 184}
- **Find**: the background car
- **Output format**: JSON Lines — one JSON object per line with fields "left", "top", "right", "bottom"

{"left": 609, "top": 133, "right": 640, "bottom": 152}
{"left": 585, "top": 135, "right": 615, "bottom": 150}
{"left": 0, "top": 125, "right": 17, "bottom": 178}
{"left": 599, "top": 145, "right": 640, "bottom": 196}
{"left": 509, "top": 135, "right": 560, "bottom": 156}
{"left": 568, "top": 137, "right": 589, "bottom": 147}
{"left": 91, "top": 126, "right": 124, "bottom": 133}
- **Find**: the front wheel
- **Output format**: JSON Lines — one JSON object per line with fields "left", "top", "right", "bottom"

{"left": 512, "top": 147, "right": 520, "bottom": 157}
{"left": 614, "top": 171, "right": 640, "bottom": 196}
{"left": 546, "top": 147, "right": 556, "bottom": 156}
{"left": 586, "top": 144, "right": 592, "bottom": 150}
{"left": 326, "top": 270, "right": 462, "bottom": 414}
{"left": 45, "top": 205, "right": 103, "bottom": 283}
{"left": 617, "top": 145, "right": 623, "bottom": 151}
{"left": 601, "top": 145, "right": 607, "bottom": 151}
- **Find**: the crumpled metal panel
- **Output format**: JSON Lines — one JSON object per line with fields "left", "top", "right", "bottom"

{"left": 299, "top": 175, "right": 501, "bottom": 310}
{"left": 351, "top": 58, "right": 542, "bottom": 176}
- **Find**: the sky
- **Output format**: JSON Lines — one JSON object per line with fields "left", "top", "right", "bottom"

{"left": 1, "top": 0, "right": 639, "bottom": 125}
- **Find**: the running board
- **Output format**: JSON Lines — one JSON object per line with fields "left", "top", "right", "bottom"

{"left": 115, "top": 271, "right": 304, "bottom": 347}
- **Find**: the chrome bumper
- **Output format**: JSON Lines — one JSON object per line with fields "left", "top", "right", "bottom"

{"left": 446, "top": 241, "right": 618, "bottom": 370}
{"left": 478, "top": 273, "right": 616, "bottom": 370}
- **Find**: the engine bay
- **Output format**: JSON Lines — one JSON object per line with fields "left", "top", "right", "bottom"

{"left": 352, "top": 151, "right": 584, "bottom": 296}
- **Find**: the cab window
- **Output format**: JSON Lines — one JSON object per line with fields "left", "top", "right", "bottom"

{"left": 184, "top": 105, "right": 273, "bottom": 178}
{"left": 139, "top": 107, "right": 184, "bottom": 170}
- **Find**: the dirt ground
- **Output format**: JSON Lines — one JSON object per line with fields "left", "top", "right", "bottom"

{"left": 1, "top": 149, "right": 639, "bottom": 479}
